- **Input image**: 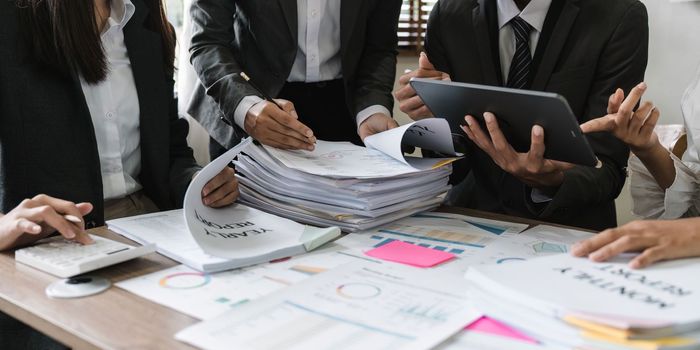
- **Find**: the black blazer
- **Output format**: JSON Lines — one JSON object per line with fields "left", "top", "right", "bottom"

{"left": 187, "top": 0, "right": 402, "bottom": 149}
{"left": 0, "top": 0, "right": 200, "bottom": 228}
{"left": 425, "top": 0, "right": 649, "bottom": 230}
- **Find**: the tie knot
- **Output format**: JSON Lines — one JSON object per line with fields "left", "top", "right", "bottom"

{"left": 510, "top": 16, "right": 533, "bottom": 39}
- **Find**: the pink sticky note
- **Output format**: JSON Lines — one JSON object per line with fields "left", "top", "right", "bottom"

{"left": 364, "top": 241, "right": 455, "bottom": 267}
{"left": 465, "top": 316, "right": 538, "bottom": 344}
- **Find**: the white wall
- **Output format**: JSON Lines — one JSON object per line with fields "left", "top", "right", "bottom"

{"left": 640, "top": 0, "right": 700, "bottom": 125}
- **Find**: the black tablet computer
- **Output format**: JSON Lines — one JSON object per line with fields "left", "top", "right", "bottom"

{"left": 410, "top": 78, "right": 598, "bottom": 167}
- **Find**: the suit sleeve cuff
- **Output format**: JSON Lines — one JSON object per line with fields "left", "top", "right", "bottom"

{"left": 356, "top": 105, "right": 392, "bottom": 129}
{"left": 233, "top": 95, "right": 264, "bottom": 130}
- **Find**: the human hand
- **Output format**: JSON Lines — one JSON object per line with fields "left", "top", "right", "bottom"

{"left": 461, "top": 112, "right": 575, "bottom": 188}
{"left": 0, "top": 195, "right": 93, "bottom": 251}
{"left": 245, "top": 99, "right": 316, "bottom": 150}
{"left": 580, "top": 83, "right": 661, "bottom": 156}
{"left": 571, "top": 217, "right": 700, "bottom": 269}
{"left": 358, "top": 113, "right": 399, "bottom": 141}
{"left": 394, "top": 52, "right": 451, "bottom": 120}
{"left": 200, "top": 167, "right": 239, "bottom": 208}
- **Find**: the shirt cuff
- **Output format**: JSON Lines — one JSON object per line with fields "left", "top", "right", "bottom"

{"left": 531, "top": 188, "right": 554, "bottom": 204}
{"left": 233, "top": 95, "right": 264, "bottom": 130}
{"left": 661, "top": 152, "right": 700, "bottom": 219}
{"left": 356, "top": 105, "right": 392, "bottom": 129}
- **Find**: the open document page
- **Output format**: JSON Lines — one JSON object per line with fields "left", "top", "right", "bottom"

{"left": 364, "top": 118, "right": 461, "bottom": 169}
{"left": 176, "top": 263, "right": 481, "bottom": 350}
{"left": 183, "top": 138, "right": 340, "bottom": 261}
{"left": 108, "top": 209, "right": 233, "bottom": 273}
{"left": 109, "top": 138, "right": 340, "bottom": 272}
{"left": 263, "top": 119, "right": 461, "bottom": 178}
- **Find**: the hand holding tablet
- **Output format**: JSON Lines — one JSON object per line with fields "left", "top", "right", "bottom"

{"left": 409, "top": 78, "right": 600, "bottom": 168}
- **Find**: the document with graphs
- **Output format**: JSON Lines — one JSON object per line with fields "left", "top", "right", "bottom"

{"left": 176, "top": 263, "right": 481, "bottom": 350}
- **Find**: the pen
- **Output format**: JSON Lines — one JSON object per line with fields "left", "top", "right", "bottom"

{"left": 240, "top": 72, "right": 316, "bottom": 144}
{"left": 240, "top": 72, "right": 284, "bottom": 110}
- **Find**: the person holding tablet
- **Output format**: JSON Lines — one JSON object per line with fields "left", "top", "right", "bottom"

{"left": 188, "top": 0, "right": 402, "bottom": 158}
{"left": 394, "top": 0, "right": 648, "bottom": 230}
{"left": 572, "top": 66, "right": 700, "bottom": 269}
{"left": 0, "top": 0, "right": 238, "bottom": 346}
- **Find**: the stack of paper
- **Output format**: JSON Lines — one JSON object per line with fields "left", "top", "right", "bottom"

{"left": 234, "top": 119, "right": 461, "bottom": 232}
{"left": 464, "top": 254, "right": 700, "bottom": 350}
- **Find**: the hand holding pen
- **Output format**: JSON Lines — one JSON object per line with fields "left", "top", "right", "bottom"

{"left": 240, "top": 73, "right": 317, "bottom": 151}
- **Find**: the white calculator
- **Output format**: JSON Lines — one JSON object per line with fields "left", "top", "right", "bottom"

{"left": 15, "top": 235, "right": 155, "bottom": 278}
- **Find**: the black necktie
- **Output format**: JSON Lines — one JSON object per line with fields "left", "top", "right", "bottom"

{"left": 507, "top": 16, "right": 534, "bottom": 89}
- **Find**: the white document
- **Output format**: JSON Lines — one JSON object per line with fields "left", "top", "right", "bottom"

{"left": 108, "top": 210, "right": 232, "bottom": 272}
{"left": 364, "top": 118, "right": 459, "bottom": 168}
{"left": 117, "top": 243, "right": 383, "bottom": 320}
{"left": 176, "top": 263, "right": 481, "bottom": 350}
{"left": 436, "top": 331, "right": 559, "bottom": 350}
{"left": 263, "top": 141, "right": 425, "bottom": 178}
{"left": 465, "top": 254, "right": 700, "bottom": 330}
{"left": 459, "top": 225, "right": 595, "bottom": 266}
{"left": 116, "top": 264, "right": 294, "bottom": 320}
{"left": 263, "top": 119, "right": 460, "bottom": 178}
{"left": 341, "top": 212, "right": 529, "bottom": 274}
{"left": 182, "top": 138, "right": 340, "bottom": 261}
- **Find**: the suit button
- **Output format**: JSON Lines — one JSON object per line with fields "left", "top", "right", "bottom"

{"left": 273, "top": 72, "right": 280, "bottom": 78}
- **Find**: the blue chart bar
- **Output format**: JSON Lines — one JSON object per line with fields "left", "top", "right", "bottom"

{"left": 411, "top": 214, "right": 509, "bottom": 235}
{"left": 374, "top": 238, "right": 396, "bottom": 248}
{"left": 378, "top": 229, "right": 485, "bottom": 249}
{"left": 370, "top": 235, "right": 468, "bottom": 255}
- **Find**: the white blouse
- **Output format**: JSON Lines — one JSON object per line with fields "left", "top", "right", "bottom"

{"left": 631, "top": 64, "right": 700, "bottom": 219}
{"left": 80, "top": 0, "right": 142, "bottom": 200}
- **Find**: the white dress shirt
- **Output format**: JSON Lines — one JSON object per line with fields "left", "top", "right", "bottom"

{"left": 233, "top": 0, "right": 391, "bottom": 133}
{"left": 631, "top": 64, "right": 700, "bottom": 219}
{"left": 80, "top": 0, "right": 142, "bottom": 200}
{"left": 496, "top": 0, "right": 552, "bottom": 84}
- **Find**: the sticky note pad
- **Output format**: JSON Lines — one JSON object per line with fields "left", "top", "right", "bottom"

{"left": 364, "top": 240, "right": 455, "bottom": 267}
{"left": 465, "top": 316, "right": 538, "bottom": 344}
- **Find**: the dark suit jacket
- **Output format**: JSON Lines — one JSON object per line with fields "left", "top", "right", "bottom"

{"left": 188, "top": 0, "right": 402, "bottom": 149}
{"left": 0, "top": 0, "right": 200, "bottom": 228}
{"left": 425, "top": 0, "right": 649, "bottom": 230}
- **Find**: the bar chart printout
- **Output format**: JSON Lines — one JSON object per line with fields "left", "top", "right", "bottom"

{"left": 176, "top": 263, "right": 480, "bottom": 350}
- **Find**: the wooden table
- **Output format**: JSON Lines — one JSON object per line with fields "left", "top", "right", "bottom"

{"left": 0, "top": 207, "right": 569, "bottom": 350}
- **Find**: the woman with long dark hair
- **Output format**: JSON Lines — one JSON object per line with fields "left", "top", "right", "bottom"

{"left": 0, "top": 0, "right": 238, "bottom": 346}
